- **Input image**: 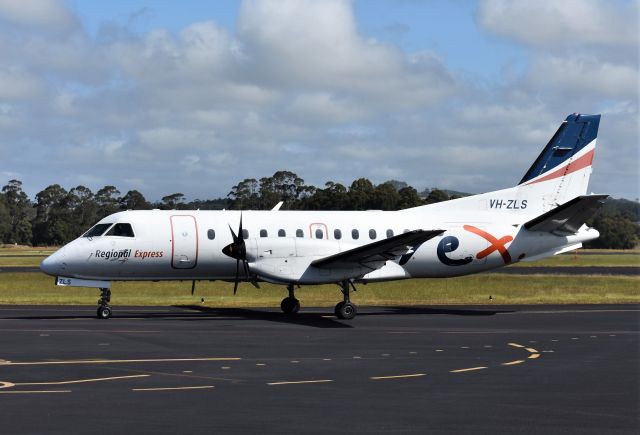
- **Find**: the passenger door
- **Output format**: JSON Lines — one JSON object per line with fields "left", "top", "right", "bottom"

{"left": 171, "top": 215, "right": 198, "bottom": 269}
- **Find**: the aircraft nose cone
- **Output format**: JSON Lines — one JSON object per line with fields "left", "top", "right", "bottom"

{"left": 40, "top": 249, "right": 66, "bottom": 276}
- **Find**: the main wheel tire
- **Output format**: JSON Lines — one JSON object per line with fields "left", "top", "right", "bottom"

{"left": 336, "top": 302, "right": 357, "bottom": 320}
{"left": 280, "top": 297, "right": 300, "bottom": 315}
{"left": 97, "top": 306, "right": 112, "bottom": 319}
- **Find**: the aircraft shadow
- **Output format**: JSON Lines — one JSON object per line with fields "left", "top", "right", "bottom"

{"left": 3, "top": 305, "right": 511, "bottom": 326}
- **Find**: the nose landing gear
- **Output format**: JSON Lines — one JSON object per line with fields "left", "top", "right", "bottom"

{"left": 97, "top": 288, "right": 112, "bottom": 319}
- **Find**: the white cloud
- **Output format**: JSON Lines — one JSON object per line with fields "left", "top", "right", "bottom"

{"left": 528, "top": 55, "right": 638, "bottom": 99}
{"left": 477, "top": 0, "right": 638, "bottom": 50}
{"left": 0, "top": 0, "right": 78, "bottom": 35}
{"left": 0, "top": 0, "right": 636, "bottom": 202}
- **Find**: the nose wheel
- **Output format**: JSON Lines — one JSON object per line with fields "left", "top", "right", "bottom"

{"left": 97, "top": 288, "right": 112, "bottom": 319}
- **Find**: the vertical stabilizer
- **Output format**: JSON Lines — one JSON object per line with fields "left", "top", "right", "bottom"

{"left": 518, "top": 114, "right": 600, "bottom": 209}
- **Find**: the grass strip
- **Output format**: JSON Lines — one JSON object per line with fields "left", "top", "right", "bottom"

{"left": 0, "top": 272, "right": 637, "bottom": 306}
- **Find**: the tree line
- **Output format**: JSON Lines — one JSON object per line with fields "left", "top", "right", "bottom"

{"left": 0, "top": 172, "right": 637, "bottom": 248}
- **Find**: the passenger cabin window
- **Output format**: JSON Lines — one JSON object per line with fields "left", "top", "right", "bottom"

{"left": 334, "top": 229, "right": 342, "bottom": 240}
{"left": 369, "top": 229, "right": 377, "bottom": 240}
{"left": 386, "top": 229, "right": 394, "bottom": 238}
{"left": 315, "top": 229, "right": 324, "bottom": 239}
{"left": 352, "top": 229, "right": 359, "bottom": 240}
{"left": 296, "top": 229, "right": 304, "bottom": 238}
{"left": 260, "top": 229, "right": 268, "bottom": 238}
{"left": 207, "top": 229, "right": 215, "bottom": 240}
{"left": 106, "top": 223, "right": 135, "bottom": 237}
{"left": 242, "top": 229, "right": 249, "bottom": 240}
{"left": 278, "top": 229, "right": 286, "bottom": 237}
{"left": 83, "top": 223, "right": 112, "bottom": 238}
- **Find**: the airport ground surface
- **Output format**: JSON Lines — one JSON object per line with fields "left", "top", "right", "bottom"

{"left": 0, "top": 304, "right": 638, "bottom": 434}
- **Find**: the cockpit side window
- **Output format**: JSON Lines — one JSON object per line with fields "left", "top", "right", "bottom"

{"left": 83, "top": 223, "right": 113, "bottom": 238}
{"left": 105, "top": 223, "right": 135, "bottom": 237}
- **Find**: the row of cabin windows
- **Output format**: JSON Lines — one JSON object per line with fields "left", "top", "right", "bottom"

{"left": 206, "top": 228, "right": 406, "bottom": 241}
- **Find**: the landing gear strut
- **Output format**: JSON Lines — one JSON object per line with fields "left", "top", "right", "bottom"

{"left": 280, "top": 284, "right": 300, "bottom": 315}
{"left": 335, "top": 280, "right": 357, "bottom": 320}
{"left": 97, "top": 288, "right": 112, "bottom": 319}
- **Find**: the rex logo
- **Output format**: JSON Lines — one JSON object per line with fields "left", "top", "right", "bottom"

{"left": 437, "top": 225, "right": 514, "bottom": 266}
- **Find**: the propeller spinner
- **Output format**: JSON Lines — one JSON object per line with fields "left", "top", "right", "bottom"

{"left": 222, "top": 214, "right": 250, "bottom": 294}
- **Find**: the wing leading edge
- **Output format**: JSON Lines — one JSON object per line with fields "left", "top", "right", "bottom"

{"left": 311, "top": 229, "right": 445, "bottom": 269}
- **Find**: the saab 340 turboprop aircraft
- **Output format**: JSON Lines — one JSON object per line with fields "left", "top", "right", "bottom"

{"left": 41, "top": 114, "right": 607, "bottom": 319}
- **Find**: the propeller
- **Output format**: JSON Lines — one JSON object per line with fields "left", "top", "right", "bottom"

{"left": 222, "top": 213, "right": 250, "bottom": 294}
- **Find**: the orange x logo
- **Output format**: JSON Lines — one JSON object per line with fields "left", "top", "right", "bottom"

{"left": 463, "top": 225, "right": 513, "bottom": 264}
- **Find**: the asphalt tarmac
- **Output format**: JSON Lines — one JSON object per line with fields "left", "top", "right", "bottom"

{"left": 0, "top": 304, "right": 638, "bottom": 434}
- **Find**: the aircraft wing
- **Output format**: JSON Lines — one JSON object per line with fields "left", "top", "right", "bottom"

{"left": 311, "top": 229, "right": 444, "bottom": 269}
{"left": 524, "top": 194, "right": 608, "bottom": 234}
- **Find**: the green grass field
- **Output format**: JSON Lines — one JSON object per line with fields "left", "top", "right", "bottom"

{"left": 0, "top": 247, "right": 637, "bottom": 306}
{"left": 0, "top": 271, "right": 637, "bottom": 306}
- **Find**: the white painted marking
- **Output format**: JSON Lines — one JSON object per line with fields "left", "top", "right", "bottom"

{"left": 525, "top": 347, "right": 539, "bottom": 353}
{"left": 508, "top": 343, "right": 525, "bottom": 348}
{"left": 542, "top": 350, "right": 554, "bottom": 353}
{"left": 256, "top": 364, "right": 265, "bottom": 366}
{"left": 183, "top": 370, "right": 193, "bottom": 373}
{"left": 352, "top": 356, "right": 361, "bottom": 359}
{"left": 435, "top": 349, "right": 443, "bottom": 352}
{"left": 528, "top": 354, "right": 540, "bottom": 359}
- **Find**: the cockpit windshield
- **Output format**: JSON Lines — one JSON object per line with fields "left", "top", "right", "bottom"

{"left": 105, "top": 223, "right": 135, "bottom": 237}
{"left": 83, "top": 223, "right": 113, "bottom": 238}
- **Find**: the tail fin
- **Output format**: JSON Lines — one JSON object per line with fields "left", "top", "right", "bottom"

{"left": 518, "top": 113, "right": 600, "bottom": 207}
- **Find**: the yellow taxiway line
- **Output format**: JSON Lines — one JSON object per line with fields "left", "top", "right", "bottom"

{"left": 0, "top": 357, "right": 241, "bottom": 366}
{"left": 132, "top": 386, "right": 214, "bottom": 392}
{"left": 450, "top": 367, "right": 487, "bottom": 373}
{"left": 15, "top": 374, "right": 150, "bottom": 386}
{"left": 267, "top": 379, "right": 334, "bottom": 386}
{"left": 0, "top": 390, "right": 71, "bottom": 394}
{"left": 370, "top": 373, "right": 426, "bottom": 380}
{"left": 501, "top": 360, "right": 526, "bottom": 366}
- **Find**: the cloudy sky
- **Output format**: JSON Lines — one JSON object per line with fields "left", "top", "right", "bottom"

{"left": 1, "top": 0, "right": 638, "bottom": 201}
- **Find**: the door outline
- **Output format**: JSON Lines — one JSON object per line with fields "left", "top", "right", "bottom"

{"left": 170, "top": 215, "right": 199, "bottom": 269}
{"left": 309, "top": 223, "right": 328, "bottom": 239}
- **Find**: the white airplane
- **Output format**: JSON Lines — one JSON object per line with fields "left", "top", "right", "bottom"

{"left": 41, "top": 113, "right": 607, "bottom": 320}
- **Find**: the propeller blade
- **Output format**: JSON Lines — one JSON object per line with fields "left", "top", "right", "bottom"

{"left": 233, "top": 258, "right": 240, "bottom": 295}
{"left": 191, "top": 280, "right": 196, "bottom": 296}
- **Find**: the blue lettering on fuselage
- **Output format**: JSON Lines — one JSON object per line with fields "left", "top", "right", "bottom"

{"left": 437, "top": 236, "right": 473, "bottom": 266}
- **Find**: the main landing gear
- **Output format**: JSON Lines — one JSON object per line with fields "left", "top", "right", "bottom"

{"left": 334, "top": 280, "right": 357, "bottom": 320}
{"left": 97, "top": 288, "right": 112, "bottom": 319}
{"left": 279, "top": 281, "right": 358, "bottom": 320}
{"left": 280, "top": 284, "right": 300, "bottom": 315}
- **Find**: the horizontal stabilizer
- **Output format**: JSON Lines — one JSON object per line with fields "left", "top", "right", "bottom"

{"left": 524, "top": 194, "right": 608, "bottom": 234}
{"left": 311, "top": 229, "right": 444, "bottom": 269}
